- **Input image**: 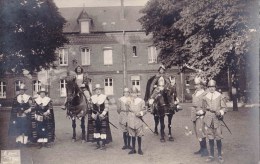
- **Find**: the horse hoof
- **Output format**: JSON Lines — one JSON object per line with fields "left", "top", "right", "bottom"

{"left": 160, "top": 138, "right": 166, "bottom": 142}
{"left": 81, "top": 140, "right": 86, "bottom": 143}
{"left": 72, "top": 139, "right": 76, "bottom": 142}
{"left": 169, "top": 137, "right": 174, "bottom": 141}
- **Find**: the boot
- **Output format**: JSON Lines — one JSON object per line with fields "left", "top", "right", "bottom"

{"left": 217, "top": 140, "right": 224, "bottom": 163}
{"left": 194, "top": 140, "right": 202, "bottom": 155}
{"left": 122, "top": 132, "right": 128, "bottom": 150}
{"left": 206, "top": 139, "right": 215, "bottom": 162}
{"left": 201, "top": 138, "right": 209, "bottom": 157}
{"left": 128, "top": 137, "right": 136, "bottom": 154}
{"left": 101, "top": 139, "right": 106, "bottom": 150}
{"left": 96, "top": 140, "right": 101, "bottom": 149}
{"left": 137, "top": 137, "right": 143, "bottom": 155}
{"left": 127, "top": 134, "right": 132, "bottom": 149}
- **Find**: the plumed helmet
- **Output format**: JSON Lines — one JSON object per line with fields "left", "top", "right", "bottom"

{"left": 208, "top": 79, "right": 216, "bottom": 87}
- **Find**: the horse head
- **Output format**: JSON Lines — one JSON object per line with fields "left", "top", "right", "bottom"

{"left": 65, "top": 75, "right": 79, "bottom": 103}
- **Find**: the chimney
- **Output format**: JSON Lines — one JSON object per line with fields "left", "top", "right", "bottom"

{"left": 121, "top": 0, "right": 125, "bottom": 20}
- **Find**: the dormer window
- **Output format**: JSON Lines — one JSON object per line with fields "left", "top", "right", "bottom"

{"left": 78, "top": 10, "right": 91, "bottom": 34}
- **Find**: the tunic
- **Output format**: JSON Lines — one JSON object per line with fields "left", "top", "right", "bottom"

{"left": 87, "top": 94, "right": 112, "bottom": 143}
{"left": 117, "top": 96, "right": 131, "bottom": 132}
{"left": 33, "top": 96, "right": 55, "bottom": 143}
{"left": 191, "top": 89, "right": 207, "bottom": 140}
{"left": 127, "top": 97, "right": 146, "bottom": 137}
{"left": 8, "top": 94, "right": 33, "bottom": 144}
{"left": 203, "top": 91, "right": 227, "bottom": 140}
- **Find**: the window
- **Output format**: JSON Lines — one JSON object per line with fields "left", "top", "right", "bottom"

{"left": 81, "top": 21, "right": 90, "bottom": 33}
{"left": 33, "top": 80, "right": 41, "bottom": 97}
{"left": 148, "top": 46, "right": 158, "bottom": 63}
{"left": 59, "top": 49, "right": 68, "bottom": 66}
{"left": 15, "top": 80, "right": 23, "bottom": 95}
{"left": 132, "top": 46, "right": 137, "bottom": 57}
{"left": 104, "top": 78, "right": 113, "bottom": 95}
{"left": 60, "top": 79, "right": 67, "bottom": 97}
{"left": 103, "top": 47, "right": 113, "bottom": 65}
{"left": 0, "top": 81, "right": 6, "bottom": 98}
{"left": 185, "top": 76, "right": 190, "bottom": 86}
{"left": 131, "top": 76, "right": 141, "bottom": 92}
{"left": 81, "top": 48, "right": 90, "bottom": 65}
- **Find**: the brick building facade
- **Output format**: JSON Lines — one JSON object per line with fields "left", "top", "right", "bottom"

{"left": 0, "top": 6, "right": 194, "bottom": 106}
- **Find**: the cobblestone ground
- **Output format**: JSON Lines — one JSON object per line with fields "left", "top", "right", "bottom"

{"left": 0, "top": 104, "right": 259, "bottom": 164}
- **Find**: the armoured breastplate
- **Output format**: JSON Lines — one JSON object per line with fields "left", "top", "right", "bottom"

{"left": 158, "top": 76, "right": 165, "bottom": 86}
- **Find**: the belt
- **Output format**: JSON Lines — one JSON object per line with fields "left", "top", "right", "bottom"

{"left": 206, "top": 109, "right": 216, "bottom": 113}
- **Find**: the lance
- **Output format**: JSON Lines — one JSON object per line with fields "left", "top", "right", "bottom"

{"left": 91, "top": 108, "right": 118, "bottom": 129}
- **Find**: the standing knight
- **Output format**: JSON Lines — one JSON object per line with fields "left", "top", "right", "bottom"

{"left": 191, "top": 76, "right": 209, "bottom": 157}
{"left": 127, "top": 87, "right": 147, "bottom": 155}
{"left": 203, "top": 80, "right": 227, "bottom": 163}
{"left": 117, "top": 88, "right": 132, "bottom": 150}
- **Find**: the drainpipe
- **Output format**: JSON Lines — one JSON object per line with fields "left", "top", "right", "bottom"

{"left": 123, "top": 30, "right": 127, "bottom": 87}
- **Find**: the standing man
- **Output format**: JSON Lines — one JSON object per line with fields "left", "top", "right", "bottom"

{"left": 8, "top": 84, "right": 33, "bottom": 147}
{"left": 191, "top": 77, "right": 209, "bottom": 157}
{"left": 144, "top": 65, "right": 170, "bottom": 135}
{"left": 203, "top": 80, "right": 227, "bottom": 163}
{"left": 87, "top": 84, "right": 112, "bottom": 150}
{"left": 117, "top": 88, "right": 132, "bottom": 150}
{"left": 127, "top": 87, "right": 146, "bottom": 155}
{"left": 33, "top": 88, "right": 55, "bottom": 148}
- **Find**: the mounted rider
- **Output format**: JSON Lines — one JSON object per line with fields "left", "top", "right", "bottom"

{"left": 62, "top": 65, "right": 92, "bottom": 109}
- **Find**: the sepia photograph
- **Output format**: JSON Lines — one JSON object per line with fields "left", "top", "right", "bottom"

{"left": 0, "top": 0, "right": 259, "bottom": 163}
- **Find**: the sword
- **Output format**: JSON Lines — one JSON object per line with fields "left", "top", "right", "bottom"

{"left": 220, "top": 118, "right": 232, "bottom": 135}
{"left": 139, "top": 117, "right": 154, "bottom": 133}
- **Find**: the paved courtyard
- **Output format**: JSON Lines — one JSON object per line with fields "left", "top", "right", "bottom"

{"left": 0, "top": 104, "right": 259, "bottom": 164}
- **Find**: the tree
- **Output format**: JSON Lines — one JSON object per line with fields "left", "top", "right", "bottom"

{"left": 139, "top": 0, "right": 257, "bottom": 79}
{"left": 0, "top": 0, "right": 68, "bottom": 74}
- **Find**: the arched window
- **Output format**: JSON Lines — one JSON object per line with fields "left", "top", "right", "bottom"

{"left": 0, "top": 81, "right": 6, "bottom": 98}
{"left": 15, "top": 80, "right": 23, "bottom": 95}
{"left": 60, "top": 79, "right": 67, "bottom": 97}
{"left": 33, "top": 80, "right": 41, "bottom": 97}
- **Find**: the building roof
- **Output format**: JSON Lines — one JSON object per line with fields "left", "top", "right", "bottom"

{"left": 59, "top": 6, "right": 144, "bottom": 33}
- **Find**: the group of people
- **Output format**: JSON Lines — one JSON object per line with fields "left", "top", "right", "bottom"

{"left": 8, "top": 64, "right": 228, "bottom": 163}
{"left": 8, "top": 84, "right": 55, "bottom": 148}
{"left": 191, "top": 77, "right": 227, "bottom": 163}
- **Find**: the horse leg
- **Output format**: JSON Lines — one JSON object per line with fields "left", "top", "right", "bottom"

{"left": 72, "top": 119, "right": 76, "bottom": 142}
{"left": 81, "top": 117, "right": 86, "bottom": 143}
{"left": 167, "top": 114, "right": 174, "bottom": 141}
{"left": 153, "top": 115, "right": 159, "bottom": 135}
{"left": 159, "top": 115, "right": 165, "bottom": 142}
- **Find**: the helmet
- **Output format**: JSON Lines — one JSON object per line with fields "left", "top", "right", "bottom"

{"left": 208, "top": 80, "right": 216, "bottom": 87}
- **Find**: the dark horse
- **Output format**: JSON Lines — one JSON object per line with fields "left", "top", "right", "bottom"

{"left": 145, "top": 76, "right": 180, "bottom": 142}
{"left": 64, "top": 75, "right": 89, "bottom": 143}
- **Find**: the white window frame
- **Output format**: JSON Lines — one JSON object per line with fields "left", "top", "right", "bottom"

{"left": 15, "top": 80, "right": 23, "bottom": 95}
{"left": 0, "top": 81, "right": 6, "bottom": 98}
{"left": 148, "top": 46, "right": 158, "bottom": 64}
{"left": 81, "top": 48, "right": 91, "bottom": 66}
{"left": 59, "top": 48, "right": 68, "bottom": 66}
{"left": 131, "top": 76, "right": 141, "bottom": 93}
{"left": 104, "top": 78, "right": 113, "bottom": 95}
{"left": 33, "top": 80, "right": 41, "bottom": 97}
{"left": 103, "top": 47, "right": 113, "bottom": 65}
{"left": 60, "top": 79, "right": 67, "bottom": 97}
